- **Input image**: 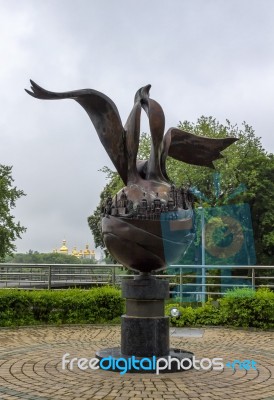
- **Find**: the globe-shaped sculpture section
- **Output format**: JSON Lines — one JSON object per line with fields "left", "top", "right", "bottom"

{"left": 101, "top": 182, "right": 195, "bottom": 273}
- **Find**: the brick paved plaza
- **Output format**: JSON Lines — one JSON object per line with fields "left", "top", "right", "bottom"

{"left": 0, "top": 325, "right": 273, "bottom": 400}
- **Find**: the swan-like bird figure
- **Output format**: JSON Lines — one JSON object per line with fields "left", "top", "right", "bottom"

{"left": 26, "top": 81, "right": 237, "bottom": 272}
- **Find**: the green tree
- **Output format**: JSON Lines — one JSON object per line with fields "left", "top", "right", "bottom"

{"left": 8, "top": 251, "right": 96, "bottom": 264}
{"left": 174, "top": 117, "right": 274, "bottom": 265}
{"left": 0, "top": 165, "right": 26, "bottom": 261}
{"left": 167, "top": 117, "right": 264, "bottom": 204}
{"left": 87, "top": 167, "right": 123, "bottom": 251}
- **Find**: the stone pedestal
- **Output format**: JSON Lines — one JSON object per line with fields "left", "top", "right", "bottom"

{"left": 96, "top": 274, "right": 194, "bottom": 373}
{"left": 121, "top": 274, "right": 169, "bottom": 357}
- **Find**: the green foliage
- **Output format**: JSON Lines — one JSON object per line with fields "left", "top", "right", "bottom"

{"left": 219, "top": 287, "right": 274, "bottom": 328}
{"left": 222, "top": 287, "right": 255, "bottom": 298}
{"left": 165, "top": 302, "right": 222, "bottom": 327}
{"left": 0, "top": 287, "right": 124, "bottom": 326}
{"left": 170, "top": 118, "right": 274, "bottom": 265}
{"left": 137, "top": 132, "right": 151, "bottom": 160}
{"left": 87, "top": 166, "right": 123, "bottom": 251}
{"left": 0, "top": 165, "right": 26, "bottom": 261}
{"left": 6, "top": 251, "right": 94, "bottom": 264}
{"left": 166, "top": 287, "right": 274, "bottom": 329}
{"left": 166, "top": 304, "right": 197, "bottom": 326}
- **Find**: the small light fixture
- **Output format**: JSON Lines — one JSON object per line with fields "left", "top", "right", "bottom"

{"left": 170, "top": 308, "right": 181, "bottom": 318}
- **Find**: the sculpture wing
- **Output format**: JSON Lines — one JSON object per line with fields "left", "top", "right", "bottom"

{"left": 134, "top": 85, "right": 168, "bottom": 182}
{"left": 162, "top": 128, "right": 238, "bottom": 169}
{"left": 25, "top": 80, "right": 128, "bottom": 184}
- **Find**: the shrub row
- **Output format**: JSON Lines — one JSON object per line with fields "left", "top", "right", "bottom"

{"left": 166, "top": 288, "right": 274, "bottom": 329}
{"left": 0, "top": 287, "right": 124, "bottom": 327}
{"left": 1, "top": 287, "right": 273, "bottom": 329}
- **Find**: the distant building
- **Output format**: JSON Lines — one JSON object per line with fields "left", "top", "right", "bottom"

{"left": 53, "top": 240, "right": 95, "bottom": 259}
{"left": 58, "top": 239, "right": 68, "bottom": 255}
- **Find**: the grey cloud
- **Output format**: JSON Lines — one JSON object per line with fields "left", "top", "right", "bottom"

{"left": 0, "top": 0, "right": 273, "bottom": 254}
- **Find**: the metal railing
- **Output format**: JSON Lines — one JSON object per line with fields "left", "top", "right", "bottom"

{"left": 167, "top": 264, "right": 274, "bottom": 303}
{"left": 0, "top": 263, "right": 273, "bottom": 302}
{"left": 0, "top": 264, "right": 115, "bottom": 289}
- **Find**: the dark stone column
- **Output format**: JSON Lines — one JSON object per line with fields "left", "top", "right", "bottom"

{"left": 121, "top": 274, "right": 170, "bottom": 357}
{"left": 96, "top": 273, "right": 194, "bottom": 373}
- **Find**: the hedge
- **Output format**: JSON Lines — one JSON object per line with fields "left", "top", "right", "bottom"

{"left": 1, "top": 287, "right": 273, "bottom": 329}
{"left": 0, "top": 287, "right": 124, "bottom": 327}
{"left": 166, "top": 288, "right": 274, "bottom": 329}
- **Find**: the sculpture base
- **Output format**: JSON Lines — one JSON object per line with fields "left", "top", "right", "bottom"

{"left": 96, "top": 347, "right": 194, "bottom": 373}
{"left": 96, "top": 275, "right": 194, "bottom": 374}
{"left": 121, "top": 275, "right": 170, "bottom": 357}
{"left": 121, "top": 316, "right": 169, "bottom": 357}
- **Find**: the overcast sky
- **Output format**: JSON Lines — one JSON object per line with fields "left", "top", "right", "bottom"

{"left": 1, "top": 0, "right": 274, "bottom": 256}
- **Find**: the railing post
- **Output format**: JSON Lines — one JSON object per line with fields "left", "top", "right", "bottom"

{"left": 112, "top": 266, "right": 116, "bottom": 285}
{"left": 251, "top": 267, "right": 255, "bottom": 290}
{"left": 198, "top": 207, "right": 206, "bottom": 304}
{"left": 180, "top": 266, "right": 182, "bottom": 306}
{"left": 48, "top": 265, "right": 52, "bottom": 290}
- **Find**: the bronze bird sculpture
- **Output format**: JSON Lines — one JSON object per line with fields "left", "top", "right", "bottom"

{"left": 26, "top": 81, "right": 237, "bottom": 272}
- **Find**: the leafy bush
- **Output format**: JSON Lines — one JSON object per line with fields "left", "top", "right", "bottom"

{"left": 1, "top": 287, "right": 273, "bottom": 329}
{"left": 219, "top": 287, "right": 274, "bottom": 328}
{"left": 166, "top": 302, "right": 222, "bottom": 327}
{"left": 222, "top": 287, "right": 255, "bottom": 299}
{"left": 166, "top": 288, "right": 274, "bottom": 329}
{"left": 166, "top": 303, "right": 196, "bottom": 327}
{"left": 0, "top": 287, "right": 124, "bottom": 327}
{"left": 194, "top": 303, "right": 222, "bottom": 326}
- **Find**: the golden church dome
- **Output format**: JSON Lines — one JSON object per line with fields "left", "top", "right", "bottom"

{"left": 71, "top": 246, "right": 79, "bottom": 257}
{"left": 56, "top": 240, "right": 95, "bottom": 259}
{"left": 59, "top": 239, "right": 68, "bottom": 254}
{"left": 84, "top": 244, "right": 91, "bottom": 256}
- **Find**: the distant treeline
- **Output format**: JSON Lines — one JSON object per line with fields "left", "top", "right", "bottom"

{"left": 4, "top": 251, "right": 97, "bottom": 264}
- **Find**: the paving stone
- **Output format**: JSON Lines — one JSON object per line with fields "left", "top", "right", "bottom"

{"left": 0, "top": 325, "right": 273, "bottom": 399}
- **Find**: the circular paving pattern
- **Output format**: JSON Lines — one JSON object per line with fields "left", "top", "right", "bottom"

{"left": 0, "top": 325, "right": 273, "bottom": 399}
